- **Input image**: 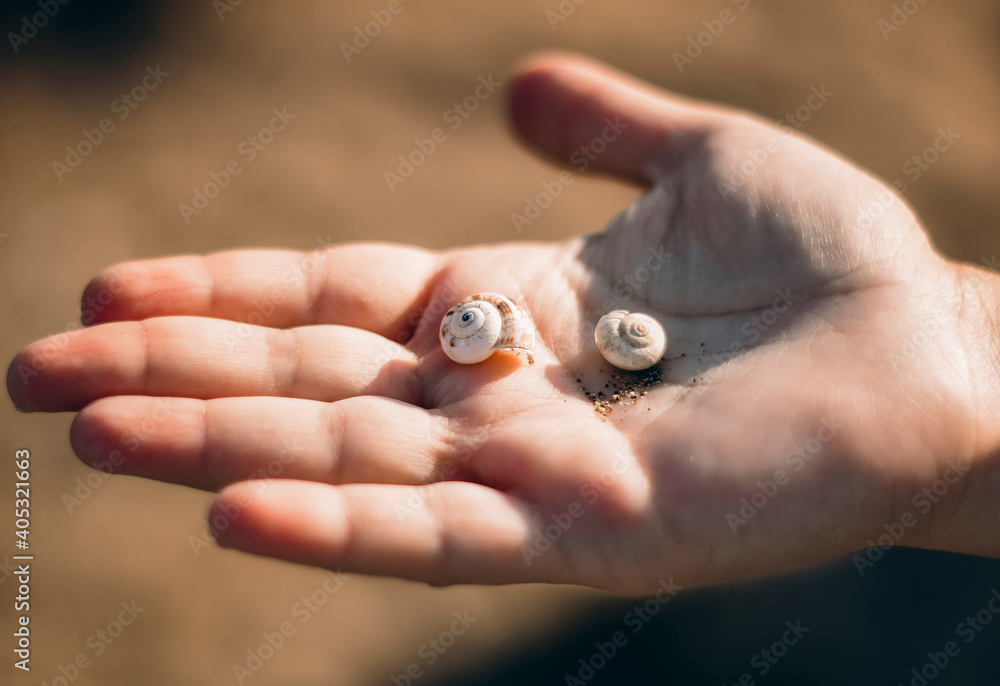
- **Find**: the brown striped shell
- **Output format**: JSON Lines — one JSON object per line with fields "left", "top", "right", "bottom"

{"left": 440, "top": 293, "right": 534, "bottom": 364}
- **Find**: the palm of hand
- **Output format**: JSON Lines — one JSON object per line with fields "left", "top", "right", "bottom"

{"left": 426, "top": 107, "right": 971, "bottom": 591}
{"left": 7, "top": 55, "right": 977, "bottom": 593}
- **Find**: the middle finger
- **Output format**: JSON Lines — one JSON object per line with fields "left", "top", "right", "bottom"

{"left": 11, "top": 316, "right": 419, "bottom": 411}
{"left": 70, "top": 394, "right": 453, "bottom": 490}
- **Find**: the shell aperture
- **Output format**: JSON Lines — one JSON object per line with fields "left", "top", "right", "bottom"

{"left": 440, "top": 293, "right": 534, "bottom": 364}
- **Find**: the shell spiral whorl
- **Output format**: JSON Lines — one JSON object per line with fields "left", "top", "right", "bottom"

{"left": 595, "top": 310, "right": 666, "bottom": 371}
{"left": 440, "top": 293, "right": 534, "bottom": 364}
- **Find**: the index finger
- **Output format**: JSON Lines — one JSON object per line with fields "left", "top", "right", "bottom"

{"left": 82, "top": 243, "right": 440, "bottom": 337}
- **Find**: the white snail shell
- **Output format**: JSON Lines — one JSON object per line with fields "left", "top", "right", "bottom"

{"left": 440, "top": 293, "right": 535, "bottom": 364}
{"left": 595, "top": 310, "right": 666, "bottom": 371}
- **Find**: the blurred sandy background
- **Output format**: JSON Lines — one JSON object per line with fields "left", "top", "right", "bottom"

{"left": 2, "top": 1, "right": 1000, "bottom": 684}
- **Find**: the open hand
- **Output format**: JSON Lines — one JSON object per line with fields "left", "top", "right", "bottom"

{"left": 9, "top": 54, "right": 999, "bottom": 593}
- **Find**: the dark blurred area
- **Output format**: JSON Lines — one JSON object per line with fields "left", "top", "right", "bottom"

{"left": 2, "top": 1, "right": 999, "bottom": 685}
{"left": 433, "top": 551, "right": 1000, "bottom": 685}
{"left": 0, "top": 0, "right": 162, "bottom": 62}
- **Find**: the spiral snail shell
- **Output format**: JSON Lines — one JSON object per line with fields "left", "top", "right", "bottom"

{"left": 440, "top": 293, "right": 535, "bottom": 365}
{"left": 595, "top": 310, "right": 667, "bottom": 371}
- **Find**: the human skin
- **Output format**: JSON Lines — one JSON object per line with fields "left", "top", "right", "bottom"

{"left": 8, "top": 53, "right": 1000, "bottom": 594}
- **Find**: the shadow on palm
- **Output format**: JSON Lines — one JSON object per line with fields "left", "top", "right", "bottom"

{"left": 422, "top": 91, "right": 965, "bottom": 588}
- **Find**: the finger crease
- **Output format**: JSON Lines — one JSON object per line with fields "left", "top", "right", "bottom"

{"left": 308, "top": 250, "right": 334, "bottom": 323}
{"left": 337, "top": 491, "right": 358, "bottom": 570}
{"left": 324, "top": 402, "right": 348, "bottom": 486}
{"left": 199, "top": 401, "right": 212, "bottom": 479}
{"left": 138, "top": 321, "right": 152, "bottom": 395}
{"left": 285, "top": 328, "right": 303, "bottom": 398}
{"left": 202, "top": 258, "right": 218, "bottom": 315}
{"left": 428, "top": 489, "right": 454, "bottom": 584}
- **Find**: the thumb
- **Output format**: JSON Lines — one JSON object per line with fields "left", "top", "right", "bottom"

{"left": 505, "top": 52, "right": 732, "bottom": 186}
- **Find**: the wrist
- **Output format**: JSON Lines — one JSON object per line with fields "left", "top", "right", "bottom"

{"left": 922, "top": 262, "right": 1000, "bottom": 558}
